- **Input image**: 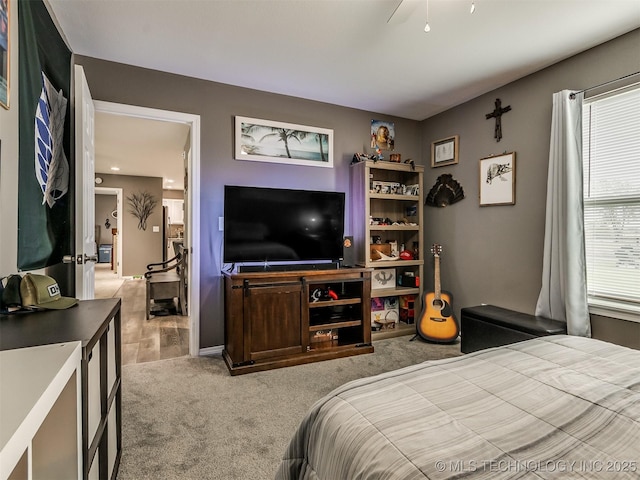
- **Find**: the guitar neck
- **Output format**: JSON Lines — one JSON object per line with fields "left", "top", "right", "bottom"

{"left": 434, "top": 255, "right": 441, "bottom": 300}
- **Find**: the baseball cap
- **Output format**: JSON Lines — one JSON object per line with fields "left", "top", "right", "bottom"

{"left": 2, "top": 275, "right": 23, "bottom": 309}
{"left": 20, "top": 274, "right": 78, "bottom": 310}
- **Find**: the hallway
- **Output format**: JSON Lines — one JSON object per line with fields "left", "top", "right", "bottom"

{"left": 95, "top": 264, "right": 189, "bottom": 365}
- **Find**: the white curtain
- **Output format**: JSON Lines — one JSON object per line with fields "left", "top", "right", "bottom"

{"left": 535, "top": 90, "right": 591, "bottom": 337}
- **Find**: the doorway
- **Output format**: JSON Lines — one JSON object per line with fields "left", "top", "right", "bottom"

{"left": 94, "top": 187, "right": 124, "bottom": 298}
{"left": 93, "top": 101, "right": 201, "bottom": 357}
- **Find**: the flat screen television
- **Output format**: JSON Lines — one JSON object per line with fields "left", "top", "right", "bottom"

{"left": 223, "top": 185, "right": 345, "bottom": 265}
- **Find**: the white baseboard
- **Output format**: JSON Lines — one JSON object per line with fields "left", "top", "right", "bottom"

{"left": 199, "top": 345, "right": 224, "bottom": 356}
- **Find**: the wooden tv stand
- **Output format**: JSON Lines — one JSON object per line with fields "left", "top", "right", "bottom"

{"left": 223, "top": 268, "right": 374, "bottom": 375}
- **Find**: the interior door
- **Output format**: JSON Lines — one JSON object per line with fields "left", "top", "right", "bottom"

{"left": 74, "top": 65, "right": 96, "bottom": 299}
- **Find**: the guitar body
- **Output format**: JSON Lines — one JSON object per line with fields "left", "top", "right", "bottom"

{"left": 417, "top": 291, "right": 460, "bottom": 343}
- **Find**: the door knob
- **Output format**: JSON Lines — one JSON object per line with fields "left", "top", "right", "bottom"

{"left": 63, "top": 254, "right": 98, "bottom": 264}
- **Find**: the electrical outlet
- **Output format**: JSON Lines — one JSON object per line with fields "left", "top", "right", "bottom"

{"left": 152, "top": 226, "right": 160, "bottom": 233}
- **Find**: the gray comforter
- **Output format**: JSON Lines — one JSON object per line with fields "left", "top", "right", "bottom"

{"left": 276, "top": 335, "right": 640, "bottom": 479}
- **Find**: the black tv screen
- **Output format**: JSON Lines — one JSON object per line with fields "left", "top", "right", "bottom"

{"left": 223, "top": 185, "right": 345, "bottom": 264}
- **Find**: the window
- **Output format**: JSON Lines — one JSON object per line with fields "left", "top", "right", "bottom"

{"left": 582, "top": 85, "right": 640, "bottom": 318}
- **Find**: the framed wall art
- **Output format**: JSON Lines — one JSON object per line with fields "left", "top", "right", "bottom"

{"left": 235, "top": 116, "right": 333, "bottom": 168}
{"left": 370, "top": 119, "right": 395, "bottom": 151}
{"left": 431, "top": 135, "right": 459, "bottom": 168}
{"left": 479, "top": 152, "right": 516, "bottom": 206}
{"left": 1, "top": 0, "right": 9, "bottom": 109}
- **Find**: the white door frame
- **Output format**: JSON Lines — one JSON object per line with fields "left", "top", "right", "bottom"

{"left": 95, "top": 186, "right": 123, "bottom": 276}
{"left": 93, "top": 101, "right": 201, "bottom": 357}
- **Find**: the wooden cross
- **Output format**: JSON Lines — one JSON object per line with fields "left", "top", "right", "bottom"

{"left": 485, "top": 98, "right": 511, "bottom": 142}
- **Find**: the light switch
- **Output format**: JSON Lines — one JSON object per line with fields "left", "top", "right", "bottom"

{"left": 152, "top": 226, "right": 160, "bottom": 233}
{"left": 219, "top": 217, "right": 224, "bottom": 231}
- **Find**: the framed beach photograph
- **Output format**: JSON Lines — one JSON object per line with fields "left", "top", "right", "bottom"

{"left": 479, "top": 152, "right": 516, "bottom": 206}
{"left": 235, "top": 116, "right": 333, "bottom": 168}
{"left": 0, "top": 0, "right": 9, "bottom": 109}
{"left": 431, "top": 135, "right": 459, "bottom": 167}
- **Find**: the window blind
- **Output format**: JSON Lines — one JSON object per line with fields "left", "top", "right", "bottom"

{"left": 582, "top": 86, "right": 640, "bottom": 307}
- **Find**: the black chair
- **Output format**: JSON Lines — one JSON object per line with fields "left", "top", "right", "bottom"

{"left": 144, "top": 244, "right": 188, "bottom": 319}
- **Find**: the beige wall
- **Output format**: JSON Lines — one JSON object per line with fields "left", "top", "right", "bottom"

{"left": 420, "top": 29, "right": 640, "bottom": 349}
{"left": 162, "top": 189, "right": 184, "bottom": 200}
{"left": 96, "top": 173, "right": 164, "bottom": 276}
{"left": 95, "top": 194, "right": 117, "bottom": 245}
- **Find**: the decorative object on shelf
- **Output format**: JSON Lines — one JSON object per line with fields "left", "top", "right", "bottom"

{"left": 310, "top": 287, "right": 339, "bottom": 302}
{"left": 425, "top": 173, "right": 465, "bottom": 207}
{"left": 370, "top": 243, "right": 393, "bottom": 261}
{"left": 370, "top": 119, "right": 395, "bottom": 151}
{"left": 310, "top": 330, "right": 337, "bottom": 344}
{"left": 399, "top": 294, "right": 416, "bottom": 324}
{"left": 398, "top": 273, "right": 419, "bottom": 288}
{"left": 372, "top": 296, "right": 399, "bottom": 329}
{"left": 389, "top": 154, "right": 401, "bottom": 162}
{"left": 485, "top": 98, "right": 511, "bottom": 142}
{"left": 235, "top": 116, "right": 333, "bottom": 168}
{"left": 479, "top": 152, "right": 516, "bottom": 206}
{"left": 431, "top": 135, "right": 459, "bottom": 168}
{"left": 399, "top": 250, "right": 414, "bottom": 260}
{"left": 372, "top": 269, "right": 396, "bottom": 290}
{"left": 127, "top": 191, "right": 158, "bottom": 230}
{"left": 352, "top": 152, "right": 377, "bottom": 164}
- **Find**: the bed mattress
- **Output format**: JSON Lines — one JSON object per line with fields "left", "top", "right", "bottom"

{"left": 276, "top": 335, "right": 640, "bottom": 479}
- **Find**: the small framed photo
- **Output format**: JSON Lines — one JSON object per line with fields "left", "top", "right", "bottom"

{"left": 479, "top": 152, "right": 516, "bottom": 206}
{"left": 431, "top": 135, "right": 459, "bottom": 168}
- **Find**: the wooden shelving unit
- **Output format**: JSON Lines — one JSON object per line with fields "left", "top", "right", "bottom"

{"left": 351, "top": 160, "right": 424, "bottom": 338}
{"left": 223, "top": 268, "right": 373, "bottom": 375}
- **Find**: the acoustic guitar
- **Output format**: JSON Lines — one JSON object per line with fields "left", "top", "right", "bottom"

{"left": 417, "top": 244, "right": 460, "bottom": 343}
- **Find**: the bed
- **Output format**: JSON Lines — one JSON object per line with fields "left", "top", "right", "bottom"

{"left": 276, "top": 335, "right": 639, "bottom": 479}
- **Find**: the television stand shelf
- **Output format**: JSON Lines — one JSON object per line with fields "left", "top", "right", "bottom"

{"left": 223, "top": 268, "right": 374, "bottom": 375}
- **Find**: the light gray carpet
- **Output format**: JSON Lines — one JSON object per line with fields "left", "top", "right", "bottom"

{"left": 117, "top": 336, "right": 461, "bottom": 480}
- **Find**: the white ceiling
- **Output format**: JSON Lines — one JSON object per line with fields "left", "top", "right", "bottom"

{"left": 94, "top": 112, "right": 189, "bottom": 190}
{"left": 46, "top": 0, "right": 640, "bottom": 188}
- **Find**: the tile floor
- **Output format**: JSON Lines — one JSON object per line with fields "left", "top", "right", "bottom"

{"left": 94, "top": 264, "right": 189, "bottom": 365}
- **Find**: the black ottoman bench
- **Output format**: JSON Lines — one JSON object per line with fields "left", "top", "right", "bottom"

{"left": 460, "top": 305, "right": 567, "bottom": 353}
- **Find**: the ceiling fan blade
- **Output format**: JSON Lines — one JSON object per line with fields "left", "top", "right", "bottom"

{"left": 387, "top": 0, "right": 420, "bottom": 24}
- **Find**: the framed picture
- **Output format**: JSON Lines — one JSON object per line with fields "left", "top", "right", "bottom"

{"left": 431, "top": 135, "right": 459, "bottom": 167}
{"left": 0, "top": 0, "right": 9, "bottom": 109}
{"left": 479, "top": 152, "right": 516, "bottom": 206}
{"left": 370, "top": 119, "right": 395, "bottom": 151}
{"left": 235, "top": 116, "right": 333, "bottom": 168}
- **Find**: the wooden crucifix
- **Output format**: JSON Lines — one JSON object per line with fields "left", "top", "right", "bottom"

{"left": 485, "top": 98, "right": 511, "bottom": 142}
